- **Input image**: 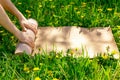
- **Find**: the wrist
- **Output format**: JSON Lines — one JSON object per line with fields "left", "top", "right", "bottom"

{"left": 18, "top": 13, "right": 26, "bottom": 22}
{"left": 13, "top": 29, "right": 23, "bottom": 41}
{"left": 16, "top": 13, "right": 27, "bottom": 24}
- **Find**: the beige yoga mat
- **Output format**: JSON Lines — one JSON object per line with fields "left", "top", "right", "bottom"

{"left": 33, "top": 26, "right": 119, "bottom": 59}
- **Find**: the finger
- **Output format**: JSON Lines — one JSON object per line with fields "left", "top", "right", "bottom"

{"left": 25, "top": 40, "right": 34, "bottom": 49}
{"left": 21, "top": 22, "right": 27, "bottom": 32}
{"left": 27, "top": 37, "right": 34, "bottom": 48}
{"left": 28, "top": 42, "right": 34, "bottom": 49}
{"left": 22, "top": 27, "right": 27, "bottom": 32}
{"left": 24, "top": 23, "right": 37, "bottom": 35}
{"left": 20, "top": 40, "right": 34, "bottom": 49}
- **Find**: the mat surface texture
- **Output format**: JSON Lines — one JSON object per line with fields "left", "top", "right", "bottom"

{"left": 33, "top": 26, "right": 119, "bottom": 58}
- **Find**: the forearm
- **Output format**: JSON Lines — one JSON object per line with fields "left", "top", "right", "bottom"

{"left": 0, "top": 0, "right": 26, "bottom": 21}
{"left": 0, "top": 4, "right": 20, "bottom": 38}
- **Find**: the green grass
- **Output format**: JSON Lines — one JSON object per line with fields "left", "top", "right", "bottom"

{"left": 0, "top": 52, "right": 120, "bottom": 80}
{"left": 0, "top": 0, "right": 120, "bottom": 80}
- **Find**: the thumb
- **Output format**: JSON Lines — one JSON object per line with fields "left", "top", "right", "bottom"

{"left": 21, "top": 22, "right": 27, "bottom": 32}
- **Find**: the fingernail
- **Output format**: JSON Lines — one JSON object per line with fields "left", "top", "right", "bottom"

{"left": 24, "top": 28, "right": 27, "bottom": 31}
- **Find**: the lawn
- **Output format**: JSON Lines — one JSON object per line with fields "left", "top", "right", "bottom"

{"left": 0, "top": 0, "right": 120, "bottom": 80}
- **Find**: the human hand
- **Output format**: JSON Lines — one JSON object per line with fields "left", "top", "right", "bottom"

{"left": 20, "top": 18, "right": 38, "bottom": 35}
{"left": 17, "top": 31, "right": 35, "bottom": 49}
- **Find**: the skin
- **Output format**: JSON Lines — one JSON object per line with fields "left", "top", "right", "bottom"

{"left": 0, "top": 0, "right": 37, "bottom": 48}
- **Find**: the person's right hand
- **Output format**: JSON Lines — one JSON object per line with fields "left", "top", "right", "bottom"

{"left": 17, "top": 31, "right": 34, "bottom": 49}
{"left": 20, "top": 18, "right": 37, "bottom": 35}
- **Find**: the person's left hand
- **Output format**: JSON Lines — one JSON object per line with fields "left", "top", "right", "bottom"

{"left": 17, "top": 31, "right": 35, "bottom": 49}
{"left": 20, "top": 18, "right": 37, "bottom": 35}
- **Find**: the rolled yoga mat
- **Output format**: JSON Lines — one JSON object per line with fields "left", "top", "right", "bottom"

{"left": 15, "top": 19, "right": 38, "bottom": 55}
